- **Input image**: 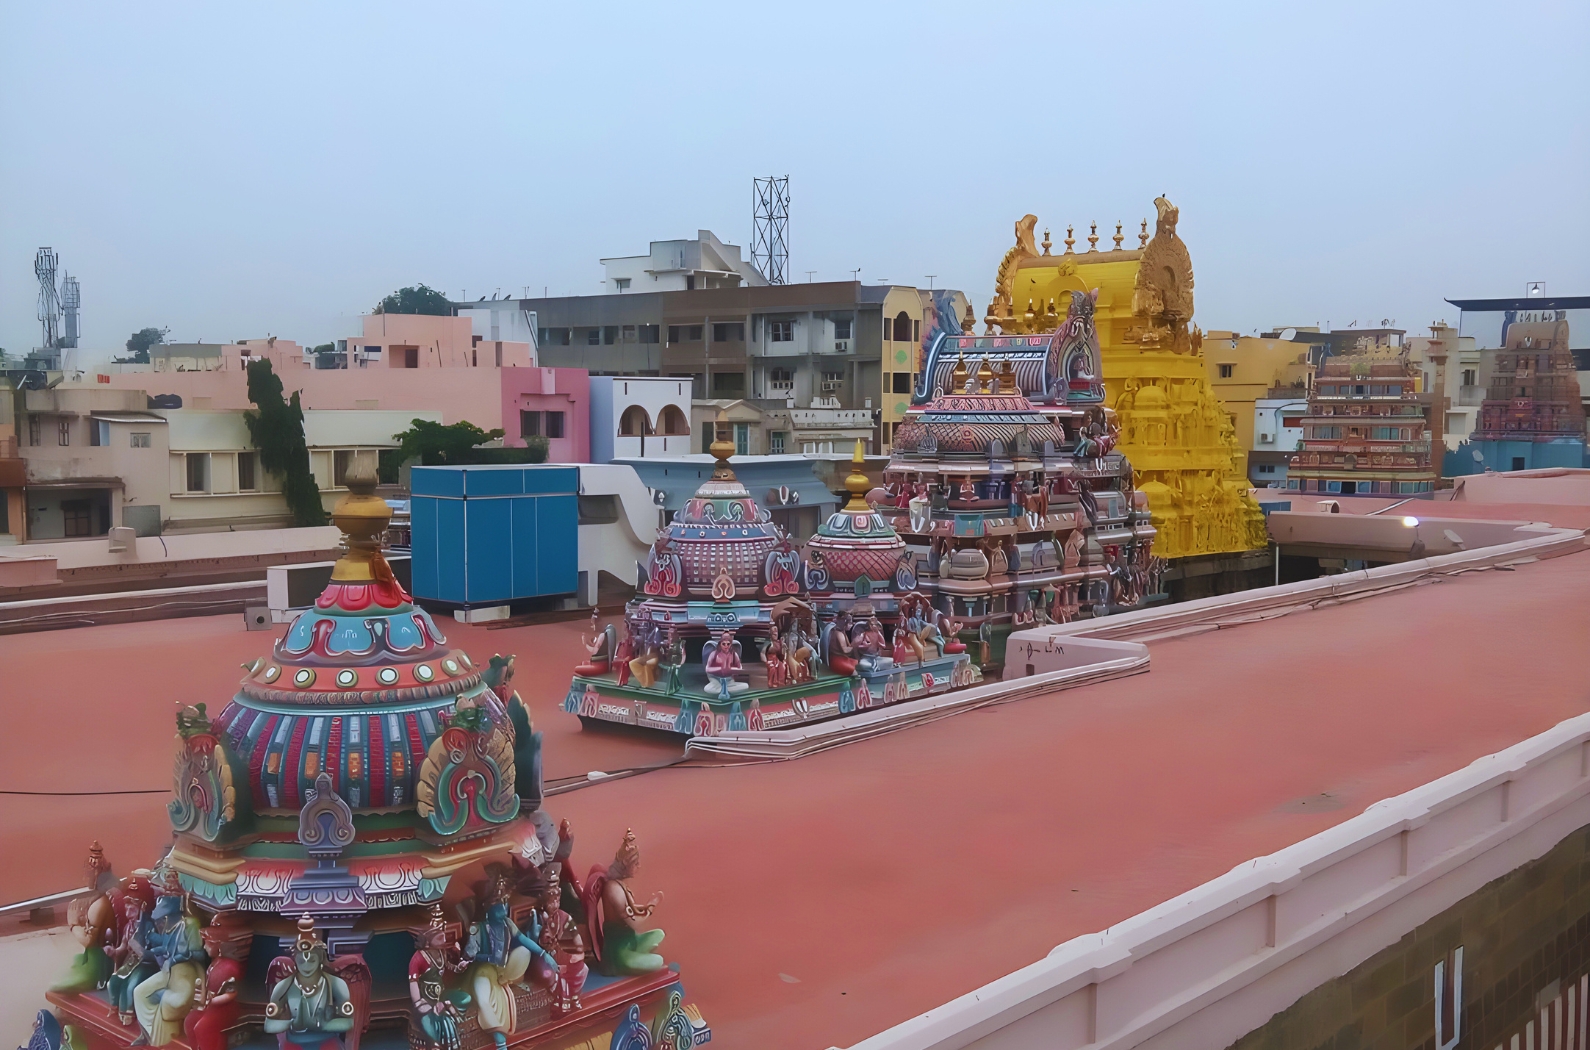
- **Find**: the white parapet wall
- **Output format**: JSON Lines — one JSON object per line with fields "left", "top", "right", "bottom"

{"left": 840, "top": 711, "right": 1590, "bottom": 1050}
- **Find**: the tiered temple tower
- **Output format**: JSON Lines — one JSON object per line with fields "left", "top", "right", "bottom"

{"left": 1469, "top": 312, "right": 1587, "bottom": 471}
{"left": 976, "top": 199, "right": 1267, "bottom": 559}
{"left": 1287, "top": 348, "right": 1437, "bottom": 496}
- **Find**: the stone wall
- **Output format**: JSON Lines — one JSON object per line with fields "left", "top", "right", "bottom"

{"left": 1230, "top": 822, "right": 1590, "bottom": 1050}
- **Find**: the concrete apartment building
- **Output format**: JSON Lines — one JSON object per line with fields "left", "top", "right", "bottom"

{"left": 5, "top": 377, "right": 440, "bottom": 540}
{"left": 469, "top": 231, "right": 966, "bottom": 451}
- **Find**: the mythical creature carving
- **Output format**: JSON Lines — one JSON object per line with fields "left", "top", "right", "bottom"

{"left": 168, "top": 703, "right": 239, "bottom": 843}
{"left": 1131, "top": 196, "right": 1196, "bottom": 337}
{"left": 986, "top": 214, "right": 1040, "bottom": 330}
{"left": 415, "top": 707, "right": 520, "bottom": 836}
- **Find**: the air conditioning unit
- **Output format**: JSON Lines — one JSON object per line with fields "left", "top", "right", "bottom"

{"left": 834, "top": 340, "right": 850, "bottom": 353}
{"left": 1259, "top": 433, "right": 1273, "bottom": 443}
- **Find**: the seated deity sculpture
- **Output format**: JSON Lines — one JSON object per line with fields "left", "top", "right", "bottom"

{"left": 464, "top": 876, "right": 557, "bottom": 1050}
{"left": 106, "top": 875, "right": 158, "bottom": 1028}
{"left": 824, "top": 613, "right": 858, "bottom": 675}
{"left": 54, "top": 844, "right": 119, "bottom": 994}
{"left": 582, "top": 830, "right": 665, "bottom": 977}
{"left": 182, "top": 914, "right": 250, "bottom": 1050}
{"left": 851, "top": 611, "right": 891, "bottom": 674}
{"left": 263, "top": 916, "right": 355, "bottom": 1049}
{"left": 407, "top": 908, "right": 469, "bottom": 1050}
{"left": 574, "top": 609, "right": 617, "bottom": 675}
{"left": 701, "top": 630, "right": 747, "bottom": 699}
{"left": 132, "top": 879, "right": 206, "bottom": 1047}
{"left": 627, "top": 623, "right": 662, "bottom": 688}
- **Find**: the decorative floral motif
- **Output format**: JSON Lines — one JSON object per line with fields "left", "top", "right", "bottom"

{"left": 414, "top": 725, "right": 520, "bottom": 836}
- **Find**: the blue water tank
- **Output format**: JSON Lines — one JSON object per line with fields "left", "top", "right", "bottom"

{"left": 409, "top": 464, "right": 579, "bottom": 605}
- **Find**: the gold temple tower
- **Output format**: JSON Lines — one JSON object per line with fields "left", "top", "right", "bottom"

{"left": 980, "top": 198, "right": 1266, "bottom": 559}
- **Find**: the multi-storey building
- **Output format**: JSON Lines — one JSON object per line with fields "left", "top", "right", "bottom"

{"left": 1467, "top": 311, "right": 1585, "bottom": 471}
{"left": 1286, "top": 351, "right": 1436, "bottom": 496}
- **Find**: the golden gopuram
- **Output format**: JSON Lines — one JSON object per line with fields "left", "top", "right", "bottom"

{"left": 979, "top": 197, "right": 1267, "bottom": 560}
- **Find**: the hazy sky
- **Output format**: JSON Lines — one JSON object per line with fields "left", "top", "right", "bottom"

{"left": 2, "top": 1, "right": 1586, "bottom": 365}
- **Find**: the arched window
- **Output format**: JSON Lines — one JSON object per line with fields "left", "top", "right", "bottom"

{"left": 657, "top": 404, "right": 690, "bottom": 435}
{"left": 619, "top": 405, "right": 653, "bottom": 436}
{"left": 893, "top": 311, "right": 912, "bottom": 342}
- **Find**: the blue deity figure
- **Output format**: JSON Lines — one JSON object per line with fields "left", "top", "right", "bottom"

{"left": 463, "top": 879, "right": 556, "bottom": 1049}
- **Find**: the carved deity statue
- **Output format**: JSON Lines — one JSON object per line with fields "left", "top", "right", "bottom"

{"left": 263, "top": 916, "right": 355, "bottom": 1049}
{"left": 182, "top": 914, "right": 250, "bottom": 1050}
{"left": 408, "top": 907, "right": 468, "bottom": 1050}
{"left": 131, "top": 876, "right": 207, "bottom": 1046}
{"left": 463, "top": 876, "right": 556, "bottom": 1049}
{"left": 582, "top": 830, "right": 666, "bottom": 977}
{"left": 53, "top": 843, "right": 120, "bottom": 994}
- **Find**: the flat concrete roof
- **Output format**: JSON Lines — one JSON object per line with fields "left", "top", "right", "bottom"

{"left": 5, "top": 506, "right": 1589, "bottom": 1048}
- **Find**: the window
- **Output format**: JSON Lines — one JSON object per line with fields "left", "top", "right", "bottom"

{"left": 769, "top": 431, "right": 786, "bottom": 454}
{"left": 28, "top": 416, "right": 41, "bottom": 446}
{"left": 769, "top": 367, "right": 794, "bottom": 390}
{"left": 400, "top": 346, "right": 419, "bottom": 368}
{"left": 90, "top": 419, "right": 109, "bottom": 446}
{"left": 685, "top": 275, "right": 695, "bottom": 290}
{"left": 686, "top": 325, "right": 703, "bottom": 342}
{"left": 131, "top": 432, "right": 152, "bottom": 448}
{"left": 621, "top": 324, "right": 637, "bottom": 343}
{"left": 545, "top": 411, "right": 565, "bottom": 439}
{"left": 186, "top": 452, "right": 210, "bottom": 492}
{"left": 913, "top": 319, "right": 920, "bottom": 342}
{"left": 638, "top": 324, "right": 660, "bottom": 344}
{"left": 834, "top": 319, "right": 852, "bottom": 340}
{"left": 713, "top": 322, "right": 744, "bottom": 343}
{"left": 619, "top": 405, "right": 651, "bottom": 436}
{"left": 893, "top": 312, "right": 912, "bottom": 342}
{"left": 657, "top": 405, "right": 690, "bottom": 435}
{"left": 586, "top": 328, "right": 601, "bottom": 345}
{"left": 821, "top": 370, "right": 844, "bottom": 392}
{"left": 1462, "top": 369, "right": 1477, "bottom": 386}
{"left": 770, "top": 320, "right": 794, "bottom": 342}
{"left": 734, "top": 423, "right": 750, "bottom": 455}
{"left": 614, "top": 278, "right": 630, "bottom": 291}
{"left": 58, "top": 419, "right": 71, "bottom": 445}
{"left": 1218, "top": 363, "right": 1234, "bottom": 378}
{"left": 521, "top": 410, "right": 541, "bottom": 437}
{"left": 892, "top": 373, "right": 913, "bottom": 394}
{"left": 238, "top": 452, "right": 257, "bottom": 491}
{"left": 667, "top": 326, "right": 680, "bottom": 342}
{"left": 333, "top": 450, "right": 357, "bottom": 487}
{"left": 1256, "top": 464, "right": 1276, "bottom": 473}
{"left": 1281, "top": 416, "right": 1302, "bottom": 429}
{"left": 541, "top": 328, "right": 571, "bottom": 346}
{"left": 711, "top": 372, "right": 744, "bottom": 395}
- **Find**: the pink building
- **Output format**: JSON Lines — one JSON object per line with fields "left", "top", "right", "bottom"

{"left": 102, "top": 315, "right": 588, "bottom": 462}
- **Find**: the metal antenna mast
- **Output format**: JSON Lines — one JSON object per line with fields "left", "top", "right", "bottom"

{"left": 60, "top": 272, "right": 81, "bottom": 348}
{"left": 35, "top": 247, "right": 61, "bottom": 350}
{"left": 751, "top": 176, "right": 789, "bottom": 285}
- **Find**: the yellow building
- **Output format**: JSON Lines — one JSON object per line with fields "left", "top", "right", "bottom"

{"left": 1203, "top": 331, "right": 1315, "bottom": 450}
{"left": 979, "top": 198, "right": 1266, "bottom": 559}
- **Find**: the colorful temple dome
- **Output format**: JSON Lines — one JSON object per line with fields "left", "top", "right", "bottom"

{"left": 217, "top": 477, "right": 486, "bottom": 812}
{"left": 804, "top": 445, "right": 912, "bottom": 597}
{"left": 641, "top": 427, "right": 800, "bottom": 600}
{"left": 891, "top": 360, "right": 1070, "bottom": 465}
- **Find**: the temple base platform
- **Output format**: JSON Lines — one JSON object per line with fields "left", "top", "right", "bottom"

{"left": 566, "top": 653, "right": 979, "bottom": 736}
{"left": 48, "top": 967, "right": 708, "bottom": 1050}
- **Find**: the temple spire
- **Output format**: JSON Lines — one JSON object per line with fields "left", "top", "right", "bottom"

{"left": 842, "top": 440, "right": 871, "bottom": 511}
{"left": 329, "top": 469, "right": 391, "bottom": 583}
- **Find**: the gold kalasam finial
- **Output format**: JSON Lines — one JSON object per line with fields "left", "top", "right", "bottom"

{"left": 1045, "top": 298, "right": 1057, "bottom": 319}
{"left": 975, "top": 357, "right": 995, "bottom": 393}
{"left": 1113, "top": 221, "right": 1124, "bottom": 250}
{"left": 1087, "top": 222, "right": 1098, "bottom": 252}
{"left": 1024, "top": 299, "right": 1035, "bottom": 322}
{"left": 951, "top": 351, "right": 969, "bottom": 392}
{"left": 1064, "top": 226, "right": 1075, "bottom": 253}
{"left": 1139, "top": 219, "right": 1149, "bottom": 248}
{"left": 330, "top": 467, "right": 391, "bottom": 582}
{"left": 998, "top": 359, "right": 1019, "bottom": 394}
{"left": 843, "top": 440, "right": 871, "bottom": 510}
{"left": 1041, "top": 228, "right": 1052, "bottom": 256}
{"left": 961, "top": 300, "right": 976, "bottom": 335}
{"left": 709, "top": 412, "right": 737, "bottom": 481}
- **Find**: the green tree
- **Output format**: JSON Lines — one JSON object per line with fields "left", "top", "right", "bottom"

{"left": 244, "top": 359, "right": 327, "bottom": 527}
{"left": 391, "top": 418, "right": 548, "bottom": 470}
{"left": 373, "top": 285, "right": 453, "bottom": 316}
{"left": 115, "top": 326, "right": 168, "bottom": 364}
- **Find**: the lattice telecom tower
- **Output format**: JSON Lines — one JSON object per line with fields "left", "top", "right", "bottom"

{"left": 34, "top": 247, "right": 60, "bottom": 350}
{"left": 752, "top": 176, "right": 789, "bottom": 285}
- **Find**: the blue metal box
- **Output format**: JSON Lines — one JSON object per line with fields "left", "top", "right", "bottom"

{"left": 409, "top": 464, "right": 578, "bottom": 605}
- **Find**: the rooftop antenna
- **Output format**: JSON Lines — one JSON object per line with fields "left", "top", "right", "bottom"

{"left": 60, "top": 271, "right": 81, "bottom": 348}
{"left": 34, "top": 247, "right": 61, "bottom": 353}
{"left": 751, "top": 176, "right": 790, "bottom": 285}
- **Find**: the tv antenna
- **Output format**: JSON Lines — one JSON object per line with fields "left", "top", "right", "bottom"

{"left": 34, "top": 248, "right": 61, "bottom": 351}
{"left": 751, "top": 176, "right": 790, "bottom": 285}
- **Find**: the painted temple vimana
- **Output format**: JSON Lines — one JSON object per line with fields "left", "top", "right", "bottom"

{"left": 25, "top": 196, "right": 1293, "bottom": 1050}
